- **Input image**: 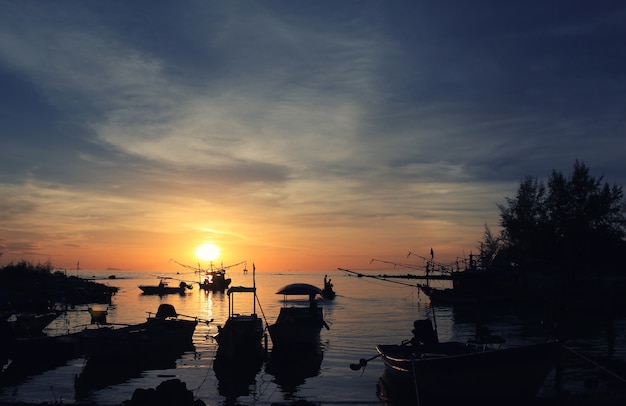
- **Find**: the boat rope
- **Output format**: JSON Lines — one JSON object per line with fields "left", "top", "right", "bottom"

{"left": 410, "top": 354, "right": 421, "bottom": 406}
{"left": 193, "top": 344, "right": 217, "bottom": 398}
{"left": 560, "top": 343, "right": 626, "bottom": 384}
{"left": 255, "top": 294, "right": 270, "bottom": 328}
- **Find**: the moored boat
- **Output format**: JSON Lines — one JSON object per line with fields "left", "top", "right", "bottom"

{"left": 374, "top": 319, "right": 559, "bottom": 404}
{"left": 7, "top": 311, "right": 61, "bottom": 337}
{"left": 417, "top": 282, "right": 518, "bottom": 305}
{"left": 78, "top": 304, "right": 199, "bottom": 359}
{"left": 267, "top": 283, "right": 329, "bottom": 350}
{"left": 2, "top": 332, "right": 81, "bottom": 386}
{"left": 214, "top": 285, "right": 265, "bottom": 358}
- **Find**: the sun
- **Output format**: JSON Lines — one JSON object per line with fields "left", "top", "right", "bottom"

{"left": 195, "top": 243, "right": 221, "bottom": 262}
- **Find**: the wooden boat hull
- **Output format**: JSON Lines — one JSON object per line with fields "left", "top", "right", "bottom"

{"left": 138, "top": 285, "right": 187, "bottom": 295}
{"left": 215, "top": 315, "right": 264, "bottom": 358}
{"left": 321, "top": 287, "right": 335, "bottom": 300}
{"left": 376, "top": 341, "right": 559, "bottom": 403}
{"left": 268, "top": 307, "right": 325, "bottom": 350}
{"left": 79, "top": 318, "right": 197, "bottom": 359}
{"left": 199, "top": 277, "right": 231, "bottom": 291}
{"left": 8, "top": 311, "right": 60, "bottom": 337}
{"left": 418, "top": 284, "right": 518, "bottom": 305}
{"left": 2, "top": 333, "right": 81, "bottom": 385}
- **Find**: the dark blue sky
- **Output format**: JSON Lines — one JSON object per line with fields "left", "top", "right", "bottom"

{"left": 1, "top": 1, "right": 625, "bottom": 270}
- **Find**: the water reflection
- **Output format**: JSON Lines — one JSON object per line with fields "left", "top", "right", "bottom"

{"left": 265, "top": 346, "right": 323, "bottom": 399}
{"left": 74, "top": 346, "right": 191, "bottom": 401}
{"left": 213, "top": 351, "right": 264, "bottom": 403}
{"left": 1, "top": 334, "right": 79, "bottom": 387}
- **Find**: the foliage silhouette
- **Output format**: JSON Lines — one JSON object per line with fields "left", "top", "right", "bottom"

{"left": 495, "top": 160, "right": 626, "bottom": 276}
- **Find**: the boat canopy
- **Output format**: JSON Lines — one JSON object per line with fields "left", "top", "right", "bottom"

{"left": 276, "top": 283, "right": 323, "bottom": 296}
{"left": 227, "top": 286, "right": 256, "bottom": 295}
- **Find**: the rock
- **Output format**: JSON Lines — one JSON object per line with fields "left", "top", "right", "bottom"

{"left": 122, "top": 379, "right": 205, "bottom": 406}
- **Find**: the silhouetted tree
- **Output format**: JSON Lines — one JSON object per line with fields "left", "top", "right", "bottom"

{"left": 477, "top": 224, "right": 507, "bottom": 271}
{"left": 497, "top": 161, "right": 626, "bottom": 275}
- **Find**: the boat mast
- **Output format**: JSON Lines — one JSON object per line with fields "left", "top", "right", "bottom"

{"left": 253, "top": 263, "right": 256, "bottom": 315}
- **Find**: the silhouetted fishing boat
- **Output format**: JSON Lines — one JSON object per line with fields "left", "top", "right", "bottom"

{"left": 215, "top": 285, "right": 265, "bottom": 358}
{"left": 198, "top": 267, "right": 232, "bottom": 291}
{"left": 78, "top": 304, "right": 200, "bottom": 359}
{"left": 373, "top": 319, "right": 558, "bottom": 404}
{"left": 416, "top": 254, "right": 521, "bottom": 304}
{"left": 267, "top": 283, "right": 329, "bottom": 350}
{"left": 170, "top": 259, "right": 249, "bottom": 292}
{"left": 349, "top": 250, "right": 522, "bottom": 305}
{"left": 7, "top": 311, "right": 60, "bottom": 337}
{"left": 138, "top": 279, "right": 192, "bottom": 295}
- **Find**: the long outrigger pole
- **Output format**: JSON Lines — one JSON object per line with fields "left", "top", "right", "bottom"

{"left": 337, "top": 268, "right": 422, "bottom": 288}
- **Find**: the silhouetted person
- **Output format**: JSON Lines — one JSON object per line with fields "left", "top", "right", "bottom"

{"left": 411, "top": 319, "right": 438, "bottom": 346}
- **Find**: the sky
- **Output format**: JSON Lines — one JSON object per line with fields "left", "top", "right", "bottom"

{"left": 1, "top": 1, "right": 625, "bottom": 272}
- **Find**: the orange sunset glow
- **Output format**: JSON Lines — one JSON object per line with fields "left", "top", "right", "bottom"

{"left": 1, "top": 3, "right": 624, "bottom": 273}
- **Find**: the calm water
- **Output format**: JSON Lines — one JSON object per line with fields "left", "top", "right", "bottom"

{"left": 1, "top": 269, "right": 625, "bottom": 405}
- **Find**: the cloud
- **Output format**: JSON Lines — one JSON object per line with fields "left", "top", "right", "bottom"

{"left": 1, "top": 1, "right": 625, "bottom": 269}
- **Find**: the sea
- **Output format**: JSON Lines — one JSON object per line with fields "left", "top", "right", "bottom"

{"left": 1, "top": 268, "right": 625, "bottom": 405}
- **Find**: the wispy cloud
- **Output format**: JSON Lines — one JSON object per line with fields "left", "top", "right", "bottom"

{"left": 1, "top": 1, "right": 624, "bottom": 269}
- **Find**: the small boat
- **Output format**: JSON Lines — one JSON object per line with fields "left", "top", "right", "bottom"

{"left": 78, "top": 304, "right": 199, "bottom": 359}
{"left": 7, "top": 311, "right": 61, "bottom": 337}
{"left": 3, "top": 332, "right": 81, "bottom": 385}
{"left": 267, "top": 283, "right": 329, "bottom": 350}
{"left": 138, "top": 279, "right": 192, "bottom": 295}
{"left": 321, "top": 275, "right": 336, "bottom": 299}
{"left": 214, "top": 285, "right": 265, "bottom": 358}
{"left": 374, "top": 319, "right": 559, "bottom": 404}
{"left": 87, "top": 305, "right": 108, "bottom": 324}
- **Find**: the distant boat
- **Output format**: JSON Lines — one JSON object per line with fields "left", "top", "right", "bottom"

{"left": 170, "top": 259, "right": 249, "bottom": 292}
{"left": 374, "top": 319, "right": 558, "bottom": 404}
{"left": 321, "top": 275, "right": 336, "bottom": 299}
{"left": 138, "top": 279, "right": 192, "bottom": 295}
{"left": 198, "top": 267, "right": 232, "bottom": 292}
{"left": 78, "top": 304, "right": 199, "bottom": 359}
{"left": 267, "top": 283, "right": 329, "bottom": 350}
